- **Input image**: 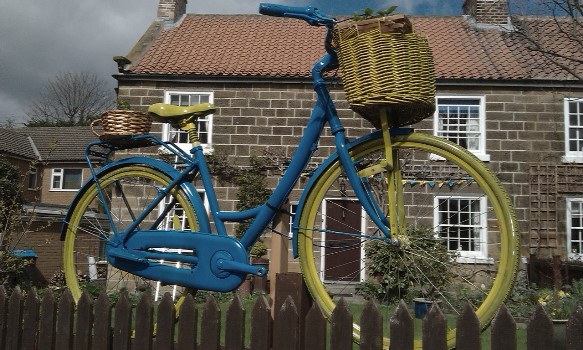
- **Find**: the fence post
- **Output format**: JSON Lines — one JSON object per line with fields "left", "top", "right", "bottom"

{"left": 422, "top": 303, "right": 447, "bottom": 350}
{"left": 250, "top": 295, "right": 272, "bottom": 350}
{"left": 199, "top": 295, "right": 221, "bottom": 350}
{"left": 456, "top": 303, "right": 481, "bottom": 350}
{"left": 92, "top": 293, "right": 112, "bottom": 350}
{"left": 224, "top": 294, "right": 245, "bottom": 350}
{"left": 38, "top": 288, "right": 57, "bottom": 350}
{"left": 6, "top": 286, "right": 23, "bottom": 350}
{"left": 274, "top": 272, "right": 311, "bottom": 347}
{"left": 390, "top": 300, "right": 413, "bottom": 350}
{"left": 134, "top": 292, "right": 153, "bottom": 350}
{"left": 360, "top": 299, "right": 383, "bottom": 350}
{"left": 22, "top": 287, "right": 40, "bottom": 350}
{"left": 305, "top": 302, "right": 326, "bottom": 350}
{"left": 491, "top": 304, "right": 516, "bottom": 350}
{"left": 273, "top": 296, "right": 299, "bottom": 350}
{"left": 527, "top": 304, "right": 554, "bottom": 350}
{"left": 73, "top": 291, "right": 93, "bottom": 350}
{"left": 154, "top": 293, "right": 176, "bottom": 350}
{"left": 176, "top": 293, "right": 197, "bottom": 350}
{"left": 567, "top": 306, "right": 583, "bottom": 350}
{"left": 329, "top": 298, "right": 353, "bottom": 350}
{"left": 54, "top": 289, "right": 75, "bottom": 350}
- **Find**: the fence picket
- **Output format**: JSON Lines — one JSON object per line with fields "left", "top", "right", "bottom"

{"left": 456, "top": 302, "right": 481, "bottom": 350}
{"left": 134, "top": 292, "right": 153, "bottom": 350}
{"left": 390, "top": 300, "right": 413, "bottom": 350}
{"left": 176, "top": 293, "right": 197, "bottom": 350}
{"left": 0, "top": 286, "right": 7, "bottom": 350}
{"left": 38, "top": 288, "right": 56, "bottom": 350}
{"left": 567, "top": 306, "right": 583, "bottom": 350}
{"left": 54, "top": 289, "right": 75, "bottom": 350}
{"left": 74, "top": 291, "right": 93, "bottom": 350}
{"left": 305, "top": 302, "right": 326, "bottom": 350}
{"left": 154, "top": 293, "right": 176, "bottom": 350}
{"left": 200, "top": 295, "right": 221, "bottom": 350}
{"left": 92, "top": 292, "right": 112, "bottom": 350}
{"left": 422, "top": 303, "right": 447, "bottom": 350}
{"left": 491, "top": 304, "right": 516, "bottom": 350}
{"left": 360, "top": 299, "right": 383, "bottom": 350}
{"left": 112, "top": 291, "right": 132, "bottom": 350}
{"left": 224, "top": 294, "right": 245, "bottom": 350}
{"left": 6, "top": 286, "right": 23, "bottom": 350}
{"left": 527, "top": 304, "right": 554, "bottom": 350}
{"left": 273, "top": 296, "right": 299, "bottom": 350}
{"left": 22, "top": 287, "right": 40, "bottom": 350}
{"left": 250, "top": 295, "right": 272, "bottom": 350}
{"left": 154, "top": 292, "right": 175, "bottom": 349}
{"left": 329, "top": 298, "right": 352, "bottom": 350}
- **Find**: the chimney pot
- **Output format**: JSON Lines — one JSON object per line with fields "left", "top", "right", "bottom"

{"left": 157, "top": 0, "right": 187, "bottom": 23}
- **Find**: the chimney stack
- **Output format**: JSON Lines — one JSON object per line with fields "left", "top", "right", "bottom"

{"left": 463, "top": 0, "right": 509, "bottom": 26}
{"left": 157, "top": 0, "right": 187, "bottom": 23}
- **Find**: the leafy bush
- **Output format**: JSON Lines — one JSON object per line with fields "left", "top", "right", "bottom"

{"left": 357, "top": 226, "right": 457, "bottom": 302}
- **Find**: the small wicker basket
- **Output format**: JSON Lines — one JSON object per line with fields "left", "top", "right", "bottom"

{"left": 333, "top": 15, "right": 436, "bottom": 129}
{"left": 91, "top": 110, "right": 153, "bottom": 140}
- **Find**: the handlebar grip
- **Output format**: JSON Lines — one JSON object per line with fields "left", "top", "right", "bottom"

{"left": 259, "top": 3, "right": 312, "bottom": 17}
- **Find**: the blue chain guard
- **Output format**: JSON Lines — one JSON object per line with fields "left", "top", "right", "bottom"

{"left": 106, "top": 230, "right": 258, "bottom": 292}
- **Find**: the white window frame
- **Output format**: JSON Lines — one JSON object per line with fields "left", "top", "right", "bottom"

{"left": 562, "top": 98, "right": 583, "bottom": 163}
{"left": 434, "top": 195, "right": 491, "bottom": 263}
{"left": 50, "top": 168, "right": 83, "bottom": 191}
{"left": 434, "top": 96, "right": 490, "bottom": 162}
{"left": 566, "top": 198, "right": 583, "bottom": 260}
{"left": 162, "top": 91, "right": 214, "bottom": 154}
{"left": 27, "top": 167, "right": 38, "bottom": 190}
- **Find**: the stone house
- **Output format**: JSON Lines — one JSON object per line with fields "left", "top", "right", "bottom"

{"left": 107, "top": 0, "right": 583, "bottom": 288}
{"left": 0, "top": 127, "right": 99, "bottom": 280}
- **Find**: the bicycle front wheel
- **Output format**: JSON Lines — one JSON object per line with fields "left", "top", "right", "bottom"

{"left": 63, "top": 163, "right": 202, "bottom": 303}
{"left": 297, "top": 132, "right": 519, "bottom": 349}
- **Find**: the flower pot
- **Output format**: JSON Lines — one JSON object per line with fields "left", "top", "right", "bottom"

{"left": 552, "top": 319, "right": 567, "bottom": 350}
{"left": 413, "top": 298, "right": 440, "bottom": 319}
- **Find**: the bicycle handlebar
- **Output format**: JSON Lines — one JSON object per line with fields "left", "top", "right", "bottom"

{"left": 259, "top": 3, "right": 335, "bottom": 26}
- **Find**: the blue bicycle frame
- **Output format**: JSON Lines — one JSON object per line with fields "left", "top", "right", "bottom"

{"left": 64, "top": 4, "right": 401, "bottom": 293}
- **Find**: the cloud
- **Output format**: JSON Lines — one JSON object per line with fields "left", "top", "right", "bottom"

{"left": 0, "top": 0, "right": 461, "bottom": 125}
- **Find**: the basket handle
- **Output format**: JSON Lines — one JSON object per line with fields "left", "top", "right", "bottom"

{"left": 90, "top": 118, "right": 102, "bottom": 137}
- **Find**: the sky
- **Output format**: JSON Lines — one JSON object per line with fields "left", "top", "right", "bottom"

{"left": 0, "top": 0, "right": 471, "bottom": 125}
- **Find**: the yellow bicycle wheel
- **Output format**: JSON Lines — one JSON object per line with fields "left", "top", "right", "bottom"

{"left": 63, "top": 164, "right": 201, "bottom": 303}
{"left": 297, "top": 132, "right": 519, "bottom": 349}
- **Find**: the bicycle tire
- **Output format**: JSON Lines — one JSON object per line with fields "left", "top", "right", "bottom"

{"left": 63, "top": 163, "right": 204, "bottom": 303}
{"left": 297, "top": 132, "right": 519, "bottom": 349}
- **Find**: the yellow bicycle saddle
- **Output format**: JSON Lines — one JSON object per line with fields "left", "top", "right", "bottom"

{"left": 148, "top": 103, "right": 216, "bottom": 125}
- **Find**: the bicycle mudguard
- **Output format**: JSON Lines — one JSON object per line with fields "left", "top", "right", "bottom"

{"left": 60, "top": 157, "right": 210, "bottom": 240}
{"left": 291, "top": 131, "right": 382, "bottom": 257}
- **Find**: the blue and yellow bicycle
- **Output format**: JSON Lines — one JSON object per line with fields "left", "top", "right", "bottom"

{"left": 62, "top": 4, "right": 519, "bottom": 348}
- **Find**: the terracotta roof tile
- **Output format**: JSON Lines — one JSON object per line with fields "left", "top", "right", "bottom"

{"left": 129, "top": 14, "right": 582, "bottom": 81}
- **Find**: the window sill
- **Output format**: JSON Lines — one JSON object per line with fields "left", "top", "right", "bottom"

{"left": 430, "top": 152, "right": 490, "bottom": 162}
{"left": 456, "top": 256, "right": 493, "bottom": 264}
{"left": 562, "top": 155, "right": 583, "bottom": 163}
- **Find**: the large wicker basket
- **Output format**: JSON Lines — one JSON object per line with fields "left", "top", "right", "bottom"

{"left": 91, "top": 110, "right": 153, "bottom": 140}
{"left": 333, "top": 15, "right": 436, "bottom": 129}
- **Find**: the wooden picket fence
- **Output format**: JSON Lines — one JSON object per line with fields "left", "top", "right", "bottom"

{"left": 0, "top": 272, "right": 582, "bottom": 350}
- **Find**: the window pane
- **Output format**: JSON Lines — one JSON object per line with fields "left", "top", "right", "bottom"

{"left": 62, "top": 169, "right": 82, "bottom": 189}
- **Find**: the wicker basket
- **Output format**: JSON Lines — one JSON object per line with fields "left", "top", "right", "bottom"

{"left": 91, "top": 110, "right": 153, "bottom": 140}
{"left": 333, "top": 15, "right": 436, "bottom": 129}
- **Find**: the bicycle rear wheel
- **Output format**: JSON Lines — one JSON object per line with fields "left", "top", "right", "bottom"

{"left": 297, "top": 132, "right": 519, "bottom": 349}
{"left": 63, "top": 163, "right": 203, "bottom": 303}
